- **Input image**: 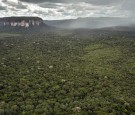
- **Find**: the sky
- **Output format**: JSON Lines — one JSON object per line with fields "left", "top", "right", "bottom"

{"left": 0, "top": 0, "right": 134, "bottom": 20}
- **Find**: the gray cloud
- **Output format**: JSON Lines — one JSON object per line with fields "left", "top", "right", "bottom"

{"left": 121, "top": 1, "right": 135, "bottom": 15}
{"left": 20, "top": 0, "right": 47, "bottom": 3}
{"left": 19, "top": 0, "right": 122, "bottom": 5}
{"left": 16, "top": 2, "right": 27, "bottom": 9}
{"left": 0, "top": 0, "right": 134, "bottom": 20}
{"left": 0, "top": 6, "right": 6, "bottom": 10}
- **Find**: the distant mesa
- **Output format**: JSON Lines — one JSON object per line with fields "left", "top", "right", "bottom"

{"left": 0, "top": 17, "right": 44, "bottom": 28}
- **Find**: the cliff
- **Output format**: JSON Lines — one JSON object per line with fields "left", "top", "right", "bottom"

{"left": 0, "top": 17, "right": 44, "bottom": 28}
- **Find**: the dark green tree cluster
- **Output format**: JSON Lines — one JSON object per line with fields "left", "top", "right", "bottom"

{"left": 0, "top": 30, "right": 135, "bottom": 114}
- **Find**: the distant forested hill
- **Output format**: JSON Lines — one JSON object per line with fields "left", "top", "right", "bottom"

{"left": 45, "top": 17, "right": 135, "bottom": 29}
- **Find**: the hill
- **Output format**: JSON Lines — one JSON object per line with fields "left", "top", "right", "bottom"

{"left": 45, "top": 17, "right": 135, "bottom": 29}
{"left": 0, "top": 17, "right": 54, "bottom": 33}
{"left": 0, "top": 16, "right": 44, "bottom": 28}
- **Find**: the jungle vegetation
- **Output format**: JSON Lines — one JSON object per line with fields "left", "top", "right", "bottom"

{"left": 0, "top": 29, "right": 135, "bottom": 115}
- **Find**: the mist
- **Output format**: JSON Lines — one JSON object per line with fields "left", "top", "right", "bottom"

{"left": 45, "top": 17, "right": 135, "bottom": 29}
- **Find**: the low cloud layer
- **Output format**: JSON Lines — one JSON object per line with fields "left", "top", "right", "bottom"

{"left": 0, "top": 0, "right": 134, "bottom": 20}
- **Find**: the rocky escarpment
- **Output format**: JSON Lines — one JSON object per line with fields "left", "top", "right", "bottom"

{"left": 0, "top": 17, "right": 44, "bottom": 28}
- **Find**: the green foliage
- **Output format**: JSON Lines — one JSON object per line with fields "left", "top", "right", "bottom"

{"left": 0, "top": 31, "right": 135, "bottom": 114}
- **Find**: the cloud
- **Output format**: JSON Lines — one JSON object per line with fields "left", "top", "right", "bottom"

{"left": 0, "top": 0, "right": 134, "bottom": 20}
{"left": 19, "top": 0, "right": 122, "bottom": 5}
{"left": 15, "top": 2, "right": 27, "bottom": 9}
{"left": 120, "top": 1, "right": 135, "bottom": 16}
{"left": 19, "top": 0, "right": 45, "bottom": 3}
{"left": 0, "top": 6, "right": 6, "bottom": 10}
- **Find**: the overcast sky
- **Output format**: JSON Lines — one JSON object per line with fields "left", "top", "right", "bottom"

{"left": 0, "top": 0, "right": 134, "bottom": 20}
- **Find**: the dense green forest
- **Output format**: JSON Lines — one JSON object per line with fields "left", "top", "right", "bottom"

{"left": 0, "top": 30, "right": 135, "bottom": 115}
